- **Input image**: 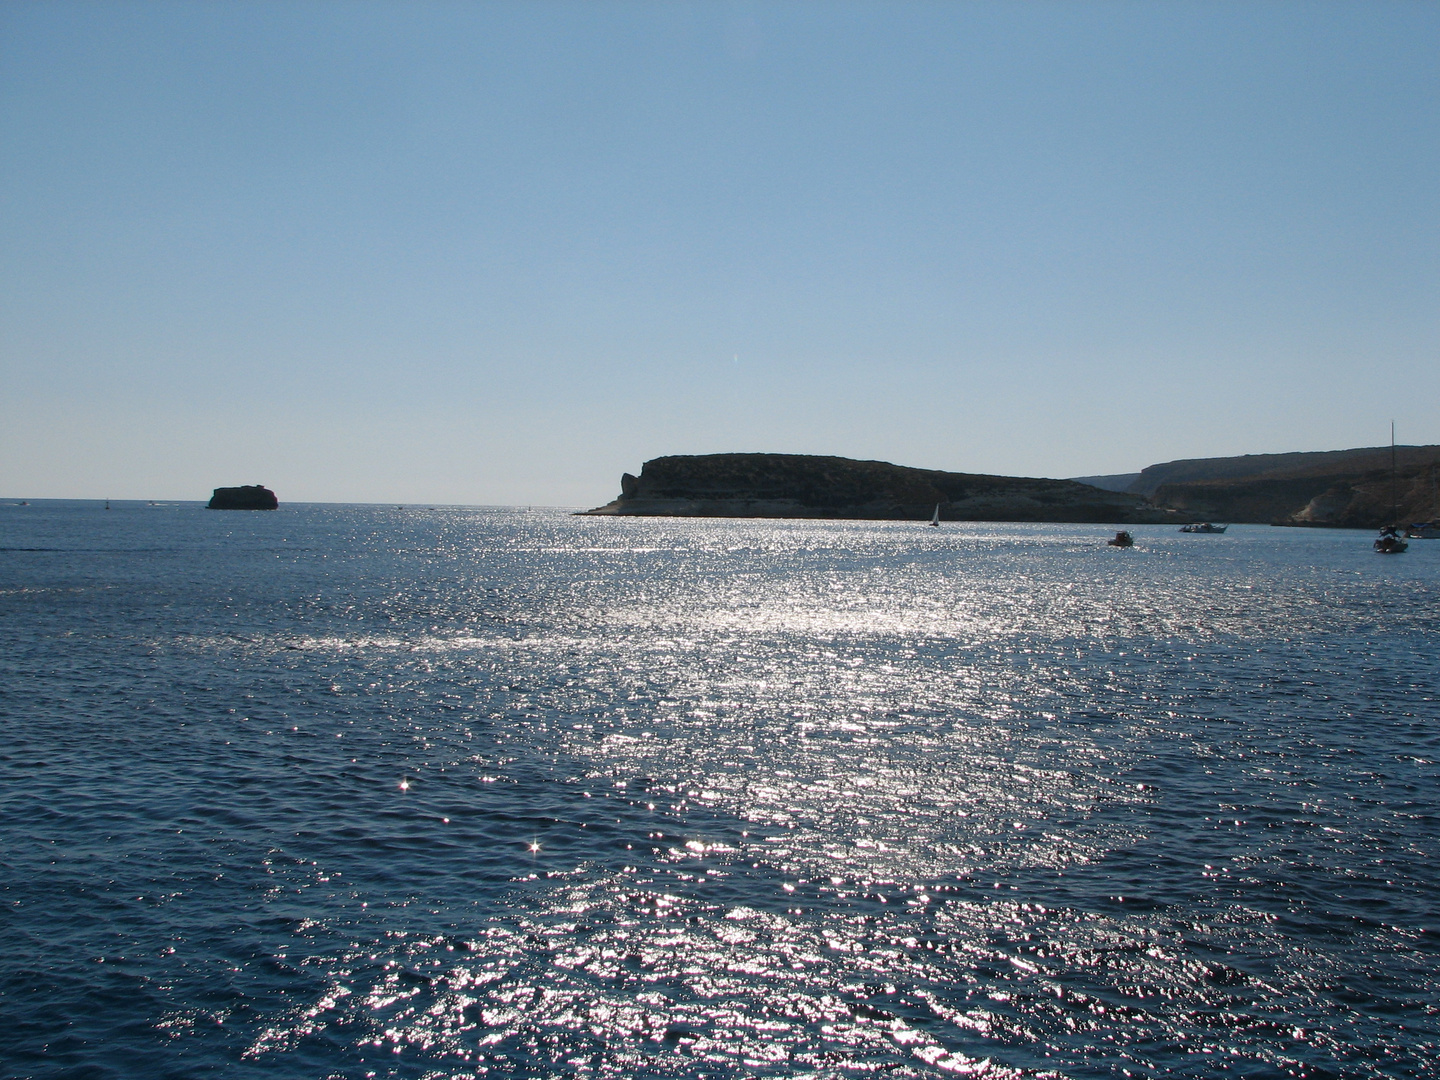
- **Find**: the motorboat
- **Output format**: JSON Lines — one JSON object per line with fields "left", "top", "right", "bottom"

{"left": 1405, "top": 522, "right": 1439, "bottom": 539}
{"left": 1108, "top": 531, "right": 1134, "bottom": 547}
{"left": 1374, "top": 425, "right": 1410, "bottom": 553}
{"left": 1180, "top": 523, "right": 1227, "bottom": 533}
{"left": 1375, "top": 527, "right": 1408, "bottom": 554}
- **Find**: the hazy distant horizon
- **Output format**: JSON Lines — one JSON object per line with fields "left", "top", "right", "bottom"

{"left": 3, "top": 2, "right": 1436, "bottom": 504}
{"left": 5, "top": 438, "right": 1434, "bottom": 506}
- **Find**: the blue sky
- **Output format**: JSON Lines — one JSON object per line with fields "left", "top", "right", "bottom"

{"left": 2, "top": 1, "right": 1437, "bottom": 504}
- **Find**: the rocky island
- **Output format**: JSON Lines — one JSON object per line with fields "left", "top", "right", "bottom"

{"left": 583, "top": 454, "right": 1173, "bottom": 523}
{"left": 207, "top": 485, "right": 278, "bottom": 510}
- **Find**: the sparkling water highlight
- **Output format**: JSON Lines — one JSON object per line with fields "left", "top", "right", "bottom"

{"left": 2, "top": 502, "right": 1436, "bottom": 1078}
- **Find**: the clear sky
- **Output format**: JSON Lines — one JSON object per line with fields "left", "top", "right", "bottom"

{"left": 2, "top": 1, "right": 1437, "bottom": 505}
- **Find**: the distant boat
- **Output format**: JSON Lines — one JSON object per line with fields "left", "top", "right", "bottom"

{"left": 1180, "top": 522, "right": 1227, "bottom": 533}
{"left": 928, "top": 504, "right": 940, "bottom": 526}
{"left": 1405, "top": 522, "right": 1439, "bottom": 539}
{"left": 1108, "top": 531, "right": 1134, "bottom": 547}
{"left": 1376, "top": 421, "right": 1406, "bottom": 552}
{"left": 1375, "top": 526, "right": 1408, "bottom": 554}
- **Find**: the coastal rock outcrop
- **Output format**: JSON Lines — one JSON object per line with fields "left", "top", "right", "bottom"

{"left": 1141, "top": 446, "right": 1440, "bottom": 528}
{"left": 207, "top": 485, "right": 278, "bottom": 510}
{"left": 583, "top": 454, "right": 1172, "bottom": 523}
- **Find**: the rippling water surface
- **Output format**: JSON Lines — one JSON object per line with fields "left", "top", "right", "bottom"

{"left": 2, "top": 502, "right": 1437, "bottom": 1079}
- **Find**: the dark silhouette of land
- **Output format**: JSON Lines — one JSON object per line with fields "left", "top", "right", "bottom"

{"left": 584, "top": 454, "right": 1171, "bottom": 523}
{"left": 207, "top": 485, "right": 278, "bottom": 510}
{"left": 586, "top": 446, "right": 1440, "bottom": 527}
{"left": 1124, "top": 445, "right": 1440, "bottom": 528}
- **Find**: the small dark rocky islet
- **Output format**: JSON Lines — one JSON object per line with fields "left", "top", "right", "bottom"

{"left": 206, "top": 484, "right": 278, "bottom": 510}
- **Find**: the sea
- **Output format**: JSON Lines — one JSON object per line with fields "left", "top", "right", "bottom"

{"left": 1, "top": 501, "right": 1436, "bottom": 1080}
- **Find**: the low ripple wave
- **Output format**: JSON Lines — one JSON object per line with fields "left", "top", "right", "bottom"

{"left": 0, "top": 504, "right": 1436, "bottom": 1078}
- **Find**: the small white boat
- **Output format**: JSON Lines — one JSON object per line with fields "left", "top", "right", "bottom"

{"left": 1180, "top": 522, "right": 1227, "bottom": 534}
{"left": 928, "top": 504, "right": 940, "bottom": 527}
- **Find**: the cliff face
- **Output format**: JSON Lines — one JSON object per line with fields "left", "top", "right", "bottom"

{"left": 1153, "top": 465, "right": 1440, "bottom": 528}
{"left": 584, "top": 454, "right": 1172, "bottom": 523}
{"left": 207, "top": 485, "right": 278, "bottom": 510}
{"left": 1145, "top": 447, "right": 1440, "bottom": 528}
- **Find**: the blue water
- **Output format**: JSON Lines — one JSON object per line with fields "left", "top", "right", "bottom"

{"left": 2, "top": 501, "right": 1437, "bottom": 1079}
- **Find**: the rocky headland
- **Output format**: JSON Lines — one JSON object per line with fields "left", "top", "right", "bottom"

{"left": 583, "top": 454, "right": 1173, "bottom": 523}
{"left": 1126, "top": 446, "right": 1440, "bottom": 528}
{"left": 207, "top": 485, "right": 278, "bottom": 510}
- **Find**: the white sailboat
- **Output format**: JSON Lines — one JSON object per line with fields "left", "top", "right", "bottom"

{"left": 928, "top": 504, "right": 940, "bottom": 526}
